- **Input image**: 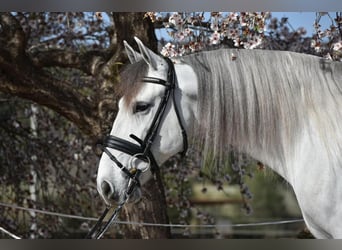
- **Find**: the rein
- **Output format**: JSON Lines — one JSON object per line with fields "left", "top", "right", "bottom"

{"left": 86, "top": 57, "right": 188, "bottom": 239}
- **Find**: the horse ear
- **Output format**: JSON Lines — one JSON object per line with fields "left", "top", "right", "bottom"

{"left": 134, "top": 36, "right": 161, "bottom": 70}
{"left": 123, "top": 40, "right": 142, "bottom": 64}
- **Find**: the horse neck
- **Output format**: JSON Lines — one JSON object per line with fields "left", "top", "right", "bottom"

{"left": 183, "top": 49, "right": 342, "bottom": 185}
{"left": 175, "top": 61, "right": 287, "bottom": 181}
{"left": 243, "top": 139, "right": 292, "bottom": 180}
{"left": 177, "top": 50, "right": 306, "bottom": 182}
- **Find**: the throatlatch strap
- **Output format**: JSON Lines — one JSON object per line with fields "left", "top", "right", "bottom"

{"left": 164, "top": 57, "right": 188, "bottom": 156}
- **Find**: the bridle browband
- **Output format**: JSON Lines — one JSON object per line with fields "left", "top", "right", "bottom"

{"left": 86, "top": 57, "right": 188, "bottom": 239}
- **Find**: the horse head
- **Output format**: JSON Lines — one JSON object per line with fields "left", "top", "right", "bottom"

{"left": 96, "top": 37, "right": 197, "bottom": 205}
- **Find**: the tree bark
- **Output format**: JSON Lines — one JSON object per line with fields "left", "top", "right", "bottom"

{"left": 0, "top": 12, "right": 170, "bottom": 238}
{"left": 120, "top": 169, "right": 171, "bottom": 238}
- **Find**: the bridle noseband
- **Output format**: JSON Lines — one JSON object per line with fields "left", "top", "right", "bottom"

{"left": 86, "top": 57, "right": 188, "bottom": 239}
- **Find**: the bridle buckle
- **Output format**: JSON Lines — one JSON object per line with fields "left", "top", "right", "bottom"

{"left": 128, "top": 153, "right": 151, "bottom": 174}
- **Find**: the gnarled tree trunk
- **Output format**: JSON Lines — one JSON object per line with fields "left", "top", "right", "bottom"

{"left": 0, "top": 12, "right": 170, "bottom": 238}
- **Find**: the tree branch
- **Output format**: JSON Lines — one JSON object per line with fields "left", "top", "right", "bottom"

{"left": 30, "top": 49, "right": 110, "bottom": 76}
{"left": 0, "top": 56, "right": 101, "bottom": 139}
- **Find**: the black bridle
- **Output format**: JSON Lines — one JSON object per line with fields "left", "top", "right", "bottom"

{"left": 86, "top": 57, "right": 188, "bottom": 239}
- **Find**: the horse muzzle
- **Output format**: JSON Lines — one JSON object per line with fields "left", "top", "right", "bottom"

{"left": 98, "top": 175, "right": 143, "bottom": 205}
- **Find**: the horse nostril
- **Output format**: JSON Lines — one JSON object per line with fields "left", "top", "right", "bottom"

{"left": 101, "top": 180, "right": 114, "bottom": 199}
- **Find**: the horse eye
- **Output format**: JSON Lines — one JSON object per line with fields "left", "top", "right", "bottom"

{"left": 133, "top": 102, "right": 151, "bottom": 114}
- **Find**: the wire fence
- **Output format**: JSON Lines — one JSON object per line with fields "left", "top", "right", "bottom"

{"left": 0, "top": 201, "right": 305, "bottom": 239}
{"left": 0, "top": 226, "right": 21, "bottom": 239}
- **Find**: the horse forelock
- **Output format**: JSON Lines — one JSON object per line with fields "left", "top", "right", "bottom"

{"left": 117, "top": 60, "right": 148, "bottom": 107}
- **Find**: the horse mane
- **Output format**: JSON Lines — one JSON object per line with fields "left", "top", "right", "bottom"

{"left": 179, "top": 49, "right": 342, "bottom": 170}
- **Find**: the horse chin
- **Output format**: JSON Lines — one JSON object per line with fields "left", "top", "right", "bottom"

{"left": 103, "top": 187, "right": 142, "bottom": 206}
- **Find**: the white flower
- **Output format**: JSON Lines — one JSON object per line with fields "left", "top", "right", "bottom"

{"left": 243, "top": 36, "right": 263, "bottom": 49}
{"left": 161, "top": 42, "right": 177, "bottom": 57}
{"left": 169, "top": 12, "right": 184, "bottom": 29}
{"left": 175, "top": 31, "right": 185, "bottom": 41}
{"left": 228, "top": 12, "right": 238, "bottom": 22}
{"left": 226, "top": 29, "right": 238, "bottom": 39}
{"left": 210, "top": 22, "right": 219, "bottom": 31}
{"left": 333, "top": 41, "right": 342, "bottom": 51}
{"left": 189, "top": 41, "right": 204, "bottom": 52}
{"left": 184, "top": 28, "right": 193, "bottom": 36}
{"left": 233, "top": 38, "right": 241, "bottom": 47}
{"left": 178, "top": 45, "right": 190, "bottom": 56}
{"left": 314, "top": 45, "right": 321, "bottom": 53}
{"left": 209, "top": 31, "right": 221, "bottom": 45}
{"left": 311, "top": 39, "right": 321, "bottom": 52}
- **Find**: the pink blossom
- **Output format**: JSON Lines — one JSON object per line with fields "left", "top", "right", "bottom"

{"left": 169, "top": 12, "right": 184, "bottom": 29}
{"left": 161, "top": 42, "right": 177, "bottom": 57}
{"left": 209, "top": 31, "right": 221, "bottom": 45}
{"left": 311, "top": 39, "right": 322, "bottom": 52}
{"left": 333, "top": 41, "right": 342, "bottom": 51}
